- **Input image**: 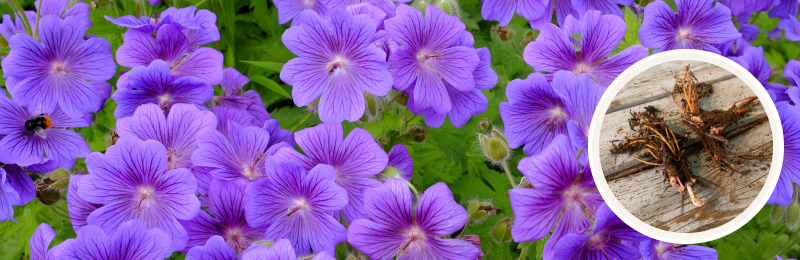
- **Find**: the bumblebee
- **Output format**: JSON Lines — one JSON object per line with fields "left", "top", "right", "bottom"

{"left": 24, "top": 105, "right": 51, "bottom": 139}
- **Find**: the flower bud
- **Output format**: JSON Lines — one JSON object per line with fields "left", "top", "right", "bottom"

{"left": 479, "top": 128, "right": 511, "bottom": 163}
{"left": 467, "top": 200, "right": 497, "bottom": 224}
{"left": 518, "top": 177, "right": 532, "bottom": 188}
{"left": 36, "top": 188, "right": 61, "bottom": 205}
{"left": 770, "top": 204, "right": 786, "bottom": 225}
{"left": 491, "top": 217, "right": 513, "bottom": 243}
{"left": 363, "top": 92, "right": 380, "bottom": 121}
{"left": 522, "top": 30, "right": 536, "bottom": 45}
{"left": 787, "top": 202, "right": 800, "bottom": 231}
{"left": 402, "top": 125, "right": 428, "bottom": 143}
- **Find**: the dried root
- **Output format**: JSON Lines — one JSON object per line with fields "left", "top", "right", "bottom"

{"left": 611, "top": 107, "right": 701, "bottom": 207}
{"left": 669, "top": 65, "right": 767, "bottom": 172}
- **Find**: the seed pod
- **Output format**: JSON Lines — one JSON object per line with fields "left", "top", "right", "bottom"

{"left": 467, "top": 200, "right": 497, "bottom": 224}
{"left": 491, "top": 217, "right": 513, "bottom": 243}
{"left": 496, "top": 27, "right": 515, "bottom": 42}
{"left": 787, "top": 202, "right": 800, "bottom": 231}
{"left": 479, "top": 128, "right": 511, "bottom": 163}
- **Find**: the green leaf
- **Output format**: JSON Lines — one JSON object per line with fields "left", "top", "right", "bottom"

{"left": 240, "top": 60, "right": 285, "bottom": 73}
{"left": 249, "top": 75, "right": 292, "bottom": 99}
{"left": 613, "top": 6, "right": 643, "bottom": 55}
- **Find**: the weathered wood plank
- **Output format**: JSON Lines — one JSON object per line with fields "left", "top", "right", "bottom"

{"left": 598, "top": 61, "right": 772, "bottom": 233}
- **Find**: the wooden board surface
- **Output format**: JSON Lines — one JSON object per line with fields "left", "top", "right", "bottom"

{"left": 598, "top": 60, "right": 773, "bottom": 233}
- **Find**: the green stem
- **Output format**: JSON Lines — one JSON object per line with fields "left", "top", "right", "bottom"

{"left": 173, "top": 0, "right": 179, "bottom": 7}
{"left": 33, "top": 2, "right": 41, "bottom": 39}
{"left": 776, "top": 229, "right": 800, "bottom": 258}
{"left": 518, "top": 245, "right": 529, "bottom": 260}
{"left": 405, "top": 179, "right": 421, "bottom": 199}
{"left": 290, "top": 112, "right": 314, "bottom": 132}
{"left": 194, "top": 0, "right": 208, "bottom": 6}
{"left": 501, "top": 161, "right": 516, "bottom": 188}
{"left": 456, "top": 218, "right": 470, "bottom": 238}
{"left": 764, "top": 226, "right": 787, "bottom": 254}
{"left": 8, "top": 0, "right": 32, "bottom": 36}
{"left": 401, "top": 109, "right": 408, "bottom": 133}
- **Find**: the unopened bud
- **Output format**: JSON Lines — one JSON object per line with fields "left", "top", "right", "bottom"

{"left": 467, "top": 200, "right": 497, "bottom": 224}
{"left": 395, "top": 92, "right": 409, "bottom": 106}
{"left": 363, "top": 92, "right": 380, "bottom": 121}
{"left": 479, "top": 128, "right": 511, "bottom": 163}
{"left": 51, "top": 176, "right": 71, "bottom": 189}
{"left": 770, "top": 204, "right": 786, "bottom": 225}
{"left": 787, "top": 202, "right": 800, "bottom": 231}
{"left": 404, "top": 125, "right": 428, "bottom": 143}
{"left": 491, "top": 217, "right": 513, "bottom": 243}
{"left": 307, "top": 98, "right": 320, "bottom": 113}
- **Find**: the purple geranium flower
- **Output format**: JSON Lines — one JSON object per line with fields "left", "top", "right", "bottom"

{"left": 348, "top": 178, "right": 480, "bottom": 260}
{"left": 719, "top": 0, "right": 772, "bottom": 16}
{"left": 525, "top": 0, "right": 580, "bottom": 29}
{"left": 330, "top": 0, "right": 398, "bottom": 18}
{"left": 0, "top": 12, "right": 35, "bottom": 41}
{"left": 573, "top": 0, "right": 634, "bottom": 18}
{"left": 770, "top": 0, "right": 800, "bottom": 19}
{"left": 186, "top": 236, "right": 335, "bottom": 260}
{"left": 35, "top": 0, "right": 92, "bottom": 30}
{"left": 280, "top": 9, "right": 392, "bottom": 124}
{"left": 116, "top": 23, "right": 223, "bottom": 85}
{"left": 160, "top": 6, "right": 221, "bottom": 46}
{"left": 639, "top": 0, "right": 740, "bottom": 54}
{"left": 480, "top": 0, "right": 543, "bottom": 26}
{"left": 739, "top": 22, "right": 759, "bottom": 42}
{"left": 768, "top": 28, "right": 783, "bottom": 41}
{"left": 268, "top": 123, "right": 388, "bottom": 221}
{"left": 192, "top": 120, "right": 285, "bottom": 182}
{"left": 639, "top": 238, "right": 717, "bottom": 260}
{"left": 105, "top": 6, "right": 219, "bottom": 47}
{"left": 552, "top": 72, "right": 607, "bottom": 165}
{"left": 0, "top": 168, "right": 21, "bottom": 222}
{"left": 59, "top": 219, "right": 173, "bottom": 260}
{"left": 0, "top": 95, "right": 91, "bottom": 169}
{"left": 386, "top": 5, "right": 487, "bottom": 126}
{"left": 78, "top": 137, "right": 200, "bottom": 251}
{"left": 2, "top": 15, "right": 115, "bottom": 118}
{"left": 213, "top": 68, "right": 271, "bottom": 127}
{"left": 524, "top": 10, "right": 647, "bottom": 86}
{"left": 552, "top": 203, "right": 646, "bottom": 260}
{"left": 180, "top": 178, "right": 265, "bottom": 253}
{"left": 273, "top": 0, "right": 329, "bottom": 24}
{"left": 116, "top": 103, "right": 216, "bottom": 170}
{"left": 66, "top": 174, "right": 102, "bottom": 233}
{"left": 499, "top": 73, "right": 570, "bottom": 156}
{"left": 30, "top": 223, "right": 59, "bottom": 260}
{"left": 245, "top": 161, "right": 348, "bottom": 256}
{"left": 769, "top": 103, "right": 800, "bottom": 206}
{"left": 509, "top": 135, "right": 604, "bottom": 259}
{"left": 779, "top": 16, "right": 800, "bottom": 42}
{"left": 112, "top": 60, "right": 214, "bottom": 118}
{"left": 404, "top": 31, "right": 496, "bottom": 127}
{"left": 2, "top": 161, "right": 57, "bottom": 215}
{"left": 731, "top": 46, "right": 770, "bottom": 85}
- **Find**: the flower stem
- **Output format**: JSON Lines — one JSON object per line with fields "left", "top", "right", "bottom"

{"left": 290, "top": 112, "right": 313, "bottom": 132}
{"left": 775, "top": 227, "right": 800, "bottom": 258}
{"left": 33, "top": 1, "right": 41, "bottom": 39}
{"left": 194, "top": 0, "right": 208, "bottom": 6}
{"left": 501, "top": 161, "right": 516, "bottom": 188}
{"left": 405, "top": 179, "right": 421, "bottom": 199}
{"left": 518, "top": 245, "right": 529, "bottom": 260}
{"left": 8, "top": 0, "right": 32, "bottom": 36}
{"left": 456, "top": 217, "right": 470, "bottom": 238}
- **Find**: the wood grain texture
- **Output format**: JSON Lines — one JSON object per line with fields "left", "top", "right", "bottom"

{"left": 598, "top": 60, "right": 772, "bottom": 233}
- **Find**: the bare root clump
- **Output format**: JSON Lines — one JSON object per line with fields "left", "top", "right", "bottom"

{"left": 669, "top": 65, "right": 768, "bottom": 172}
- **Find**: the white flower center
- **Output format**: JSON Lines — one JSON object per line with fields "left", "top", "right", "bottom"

{"left": 50, "top": 62, "right": 71, "bottom": 77}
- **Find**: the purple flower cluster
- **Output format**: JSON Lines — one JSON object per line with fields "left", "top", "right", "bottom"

{"left": 277, "top": 1, "right": 497, "bottom": 126}
{"left": 0, "top": 0, "right": 112, "bottom": 222}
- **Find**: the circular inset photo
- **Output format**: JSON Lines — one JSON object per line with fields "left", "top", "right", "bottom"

{"left": 589, "top": 50, "right": 783, "bottom": 244}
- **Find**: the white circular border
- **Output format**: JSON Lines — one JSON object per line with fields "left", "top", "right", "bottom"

{"left": 588, "top": 49, "right": 784, "bottom": 244}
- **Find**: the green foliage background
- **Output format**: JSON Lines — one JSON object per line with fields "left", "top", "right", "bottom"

{"left": 0, "top": 0, "right": 799, "bottom": 259}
